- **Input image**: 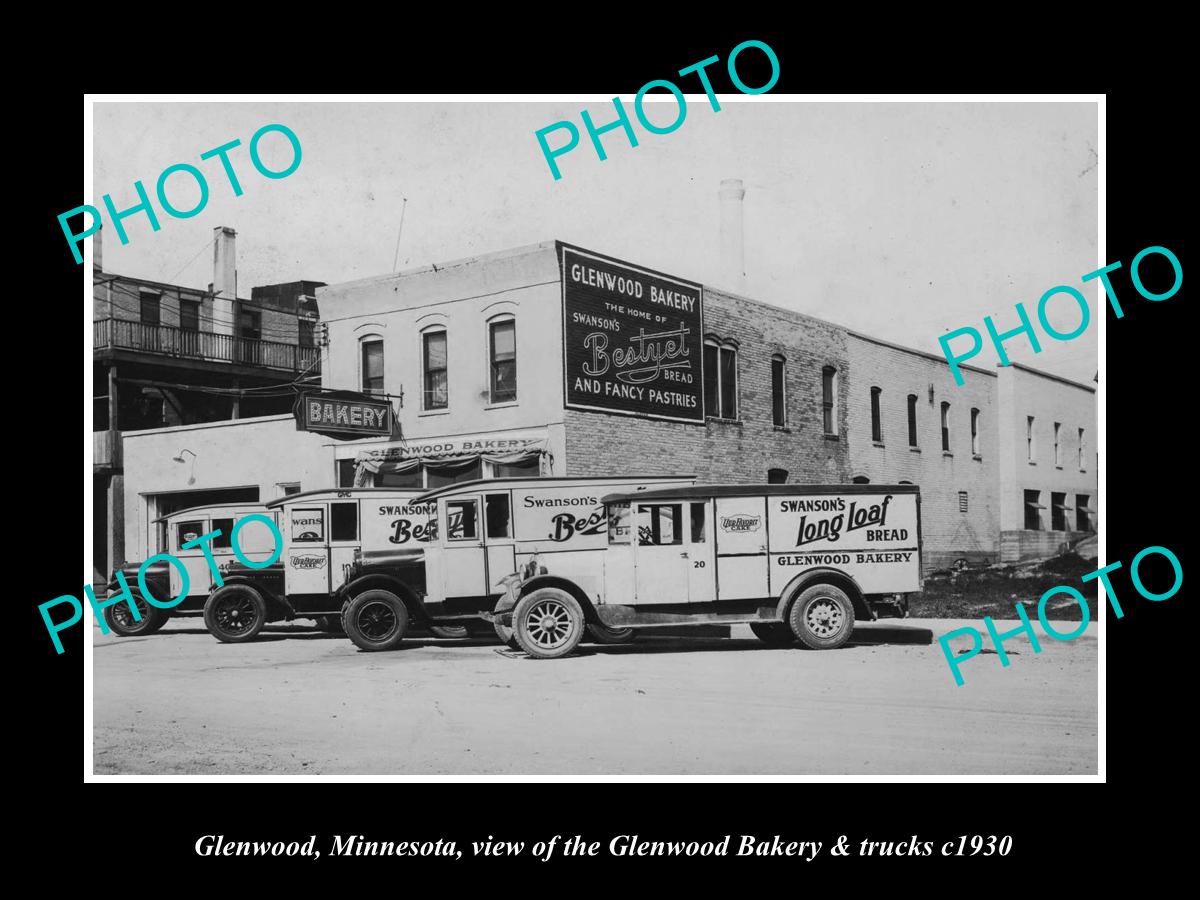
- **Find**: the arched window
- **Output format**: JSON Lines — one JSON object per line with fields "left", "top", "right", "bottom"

{"left": 771, "top": 355, "right": 786, "bottom": 426}
{"left": 421, "top": 326, "right": 448, "bottom": 410}
{"left": 852, "top": 475, "right": 870, "bottom": 485}
{"left": 703, "top": 337, "right": 738, "bottom": 419}
{"left": 821, "top": 366, "right": 838, "bottom": 435}
{"left": 971, "top": 408, "right": 981, "bottom": 456}
{"left": 360, "top": 335, "right": 384, "bottom": 397}
{"left": 907, "top": 394, "right": 918, "bottom": 447}
{"left": 870, "top": 386, "right": 883, "bottom": 443}
{"left": 488, "top": 316, "right": 517, "bottom": 403}
{"left": 940, "top": 401, "right": 951, "bottom": 452}
{"left": 767, "top": 467, "right": 788, "bottom": 484}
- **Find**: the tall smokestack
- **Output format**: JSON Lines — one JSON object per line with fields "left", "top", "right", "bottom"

{"left": 212, "top": 226, "right": 237, "bottom": 336}
{"left": 719, "top": 178, "right": 746, "bottom": 291}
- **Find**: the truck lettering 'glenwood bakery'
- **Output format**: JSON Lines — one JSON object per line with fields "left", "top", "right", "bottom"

{"left": 119, "top": 238, "right": 1097, "bottom": 585}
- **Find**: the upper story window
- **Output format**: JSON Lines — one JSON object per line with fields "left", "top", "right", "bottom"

{"left": 139, "top": 291, "right": 160, "bottom": 326}
{"left": 299, "top": 319, "right": 315, "bottom": 347}
{"left": 1026, "top": 415, "right": 1036, "bottom": 462}
{"left": 940, "top": 401, "right": 951, "bottom": 452}
{"left": 907, "top": 394, "right": 918, "bottom": 447}
{"left": 771, "top": 355, "right": 786, "bottom": 426}
{"left": 422, "top": 328, "right": 448, "bottom": 410}
{"left": 821, "top": 366, "right": 838, "bottom": 435}
{"left": 180, "top": 299, "right": 199, "bottom": 333}
{"left": 238, "top": 307, "right": 261, "bottom": 341}
{"left": 1053, "top": 421, "right": 1062, "bottom": 466}
{"left": 360, "top": 337, "right": 384, "bottom": 397}
{"left": 1078, "top": 428, "right": 1086, "bottom": 470}
{"left": 970, "top": 408, "right": 981, "bottom": 456}
{"left": 703, "top": 337, "right": 738, "bottom": 419}
{"left": 489, "top": 318, "right": 517, "bottom": 403}
{"left": 870, "top": 387, "right": 883, "bottom": 443}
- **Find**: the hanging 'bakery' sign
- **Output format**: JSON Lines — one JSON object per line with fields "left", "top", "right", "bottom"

{"left": 560, "top": 243, "right": 704, "bottom": 424}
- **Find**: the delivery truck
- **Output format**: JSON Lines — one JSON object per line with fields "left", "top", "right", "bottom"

{"left": 488, "top": 483, "right": 923, "bottom": 659}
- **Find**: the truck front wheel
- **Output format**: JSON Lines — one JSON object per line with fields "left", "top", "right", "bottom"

{"left": 344, "top": 590, "right": 409, "bottom": 652}
{"left": 513, "top": 588, "right": 584, "bottom": 659}
{"left": 788, "top": 584, "right": 855, "bottom": 650}
{"left": 104, "top": 594, "right": 169, "bottom": 637}
{"left": 204, "top": 584, "right": 267, "bottom": 643}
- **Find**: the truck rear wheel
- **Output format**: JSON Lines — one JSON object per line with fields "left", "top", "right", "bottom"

{"left": 749, "top": 622, "right": 794, "bottom": 646}
{"left": 344, "top": 590, "right": 409, "bottom": 652}
{"left": 513, "top": 588, "right": 584, "bottom": 659}
{"left": 204, "top": 584, "right": 267, "bottom": 643}
{"left": 585, "top": 623, "right": 636, "bottom": 645}
{"left": 104, "top": 594, "right": 169, "bottom": 637}
{"left": 788, "top": 584, "right": 855, "bottom": 650}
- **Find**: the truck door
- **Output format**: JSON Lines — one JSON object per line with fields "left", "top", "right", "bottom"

{"left": 714, "top": 495, "right": 770, "bottom": 600}
{"left": 171, "top": 517, "right": 211, "bottom": 600}
{"left": 633, "top": 502, "right": 691, "bottom": 605}
{"left": 327, "top": 501, "right": 361, "bottom": 595}
{"left": 483, "top": 491, "right": 516, "bottom": 598}
{"left": 286, "top": 505, "right": 331, "bottom": 595}
{"left": 441, "top": 496, "right": 488, "bottom": 601}
{"left": 686, "top": 501, "right": 716, "bottom": 604}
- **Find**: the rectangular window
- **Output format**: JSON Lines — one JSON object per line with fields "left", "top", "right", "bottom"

{"left": 1051, "top": 491, "right": 1067, "bottom": 531}
{"left": 331, "top": 502, "right": 358, "bottom": 542}
{"left": 870, "top": 387, "right": 883, "bottom": 443}
{"left": 1078, "top": 428, "right": 1086, "bottom": 470}
{"left": 336, "top": 458, "right": 357, "bottom": 488}
{"left": 423, "top": 330, "right": 448, "bottom": 409}
{"left": 822, "top": 367, "right": 837, "bottom": 434}
{"left": 485, "top": 493, "right": 511, "bottom": 539}
{"left": 958, "top": 491, "right": 969, "bottom": 513}
{"left": 426, "top": 461, "right": 481, "bottom": 489}
{"left": 1023, "top": 490, "right": 1042, "bottom": 531}
{"left": 489, "top": 320, "right": 517, "bottom": 403}
{"left": 637, "top": 504, "right": 682, "bottom": 546}
{"left": 690, "top": 502, "right": 707, "bottom": 543}
{"left": 378, "top": 469, "right": 423, "bottom": 488}
{"left": 1027, "top": 416, "right": 1035, "bottom": 461}
{"left": 175, "top": 521, "right": 203, "bottom": 551}
{"left": 771, "top": 357, "right": 786, "bottom": 426}
{"left": 291, "top": 508, "right": 325, "bottom": 543}
{"left": 719, "top": 346, "right": 737, "bottom": 418}
{"left": 1076, "top": 494, "right": 1091, "bottom": 532}
{"left": 299, "top": 319, "right": 315, "bottom": 347}
{"left": 446, "top": 500, "right": 479, "bottom": 541}
{"left": 278, "top": 483, "right": 301, "bottom": 497}
{"left": 361, "top": 340, "right": 384, "bottom": 396}
{"left": 907, "top": 394, "right": 918, "bottom": 447}
{"left": 703, "top": 342, "right": 719, "bottom": 416}
{"left": 1054, "top": 422, "right": 1062, "bottom": 466}
{"left": 212, "top": 518, "right": 234, "bottom": 549}
{"left": 238, "top": 308, "right": 261, "bottom": 341}
{"left": 139, "top": 292, "right": 161, "bottom": 325}
{"left": 607, "top": 502, "right": 632, "bottom": 545}
{"left": 971, "top": 408, "right": 981, "bottom": 456}
{"left": 493, "top": 457, "right": 540, "bottom": 479}
{"left": 179, "top": 299, "right": 199, "bottom": 332}
{"left": 941, "top": 402, "right": 951, "bottom": 452}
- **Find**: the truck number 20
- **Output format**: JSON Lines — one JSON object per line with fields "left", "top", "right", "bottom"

{"left": 693, "top": 560, "right": 705, "bottom": 568}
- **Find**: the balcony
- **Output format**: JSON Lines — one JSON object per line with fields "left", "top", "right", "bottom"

{"left": 93, "top": 318, "right": 321, "bottom": 374}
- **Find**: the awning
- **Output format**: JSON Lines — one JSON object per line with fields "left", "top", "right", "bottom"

{"left": 353, "top": 434, "right": 552, "bottom": 486}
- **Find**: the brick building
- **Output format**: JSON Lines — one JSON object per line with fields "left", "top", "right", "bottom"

{"left": 118, "top": 237, "right": 1097, "bottom": 574}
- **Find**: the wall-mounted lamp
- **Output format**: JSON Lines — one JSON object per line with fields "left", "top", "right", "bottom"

{"left": 172, "top": 448, "right": 197, "bottom": 485}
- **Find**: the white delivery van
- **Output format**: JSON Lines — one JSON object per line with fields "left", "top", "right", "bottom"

{"left": 103, "top": 502, "right": 278, "bottom": 637}
{"left": 493, "top": 483, "right": 923, "bottom": 658}
{"left": 339, "top": 475, "right": 694, "bottom": 651}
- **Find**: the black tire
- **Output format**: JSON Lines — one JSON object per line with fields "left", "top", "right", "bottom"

{"left": 788, "top": 583, "right": 856, "bottom": 650}
{"left": 315, "top": 615, "right": 344, "bottom": 634}
{"left": 493, "top": 618, "right": 521, "bottom": 650}
{"left": 513, "top": 588, "right": 584, "bottom": 659}
{"left": 103, "top": 593, "right": 169, "bottom": 637}
{"left": 429, "top": 624, "right": 469, "bottom": 639}
{"left": 585, "top": 623, "right": 637, "bottom": 645}
{"left": 749, "top": 622, "right": 794, "bottom": 646}
{"left": 344, "top": 589, "right": 409, "bottom": 652}
{"left": 204, "top": 584, "right": 267, "bottom": 643}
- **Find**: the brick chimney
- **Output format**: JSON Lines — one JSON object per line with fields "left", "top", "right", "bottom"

{"left": 212, "top": 226, "right": 237, "bottom": 337}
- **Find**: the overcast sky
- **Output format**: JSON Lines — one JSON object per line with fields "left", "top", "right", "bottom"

{"left": 93, "top": 100, "right": 1098, "bottom": 384}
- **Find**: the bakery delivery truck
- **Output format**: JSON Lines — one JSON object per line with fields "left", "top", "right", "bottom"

{"left": 493, "top": 483, "right": 922, "bottom": 659}
{"left": 339, "top": 475, "right": 694, "bottom": 651}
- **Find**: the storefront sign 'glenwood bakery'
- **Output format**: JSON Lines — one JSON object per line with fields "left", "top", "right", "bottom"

{"left": 560, "top": 243, "right": 704, "bottom": 424}
{"left": 293, "top": 389, "right": 393, "bottom": 438}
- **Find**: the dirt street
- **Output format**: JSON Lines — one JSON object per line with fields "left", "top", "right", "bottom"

{"left": 92, "top": 617, "right": 1097, "bottom": 776}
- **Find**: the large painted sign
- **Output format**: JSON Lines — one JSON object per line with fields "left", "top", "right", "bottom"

{"left": 560, "top": 243, "right": 704, "bottom": 423}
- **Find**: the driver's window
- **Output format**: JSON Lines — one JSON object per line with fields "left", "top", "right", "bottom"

{"left": 637, "top": 504, "right": 682, "bottom": 546}
{"left": 291, "top": 507, "right": 325, "bottom": 543}
{"left": 175, "top": 521, "right": 204, "bottom": 551}
{"left": 446, "top": 499, "right": 479, "bottom": 541}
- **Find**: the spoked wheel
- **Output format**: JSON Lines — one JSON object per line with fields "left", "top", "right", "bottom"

{"left": 749, "top": 622, "right": 794, "bottom": 647}
{"left": 513, "top": 589, "right": 584, "bottom": 659}
{"left": 344, "top": 590, "right": 409, "bottom": 652}
{"left": 788, "top": 584, "right": 855, "bottom": 650}
{"left": 203, "top": 585, "right": 267, "bottom": 643}
{"left": 104, "top": 593, "right": 168, "bottom": 637}
{"left": 585, "top": 623, "right": 637, "bottom": 645}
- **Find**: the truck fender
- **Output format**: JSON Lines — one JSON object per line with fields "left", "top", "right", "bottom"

{"left": 340, "top": 573, "right": 427, "bottom": 621}
{"left": 774, "top": 567, "right": 871, "bottom": 622}
{"left": 502, "top": 575, "right": 599, "bottom": 623}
